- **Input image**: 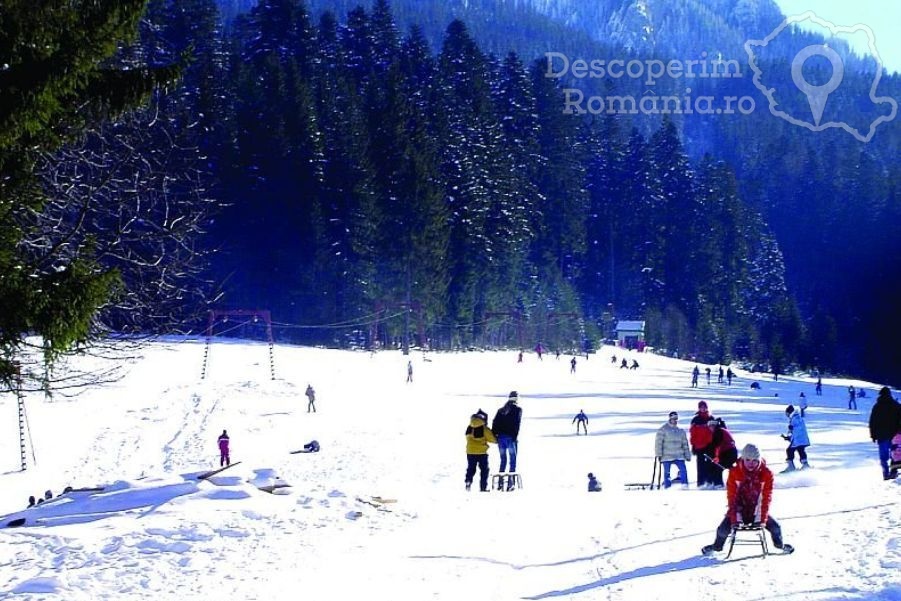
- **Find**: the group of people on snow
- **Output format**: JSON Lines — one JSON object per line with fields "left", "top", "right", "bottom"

{"left": 464, "top": 390, "right": 522, "bottom": 492}
{"left": 693, "top": 365, "right": 734, "bottom": 388}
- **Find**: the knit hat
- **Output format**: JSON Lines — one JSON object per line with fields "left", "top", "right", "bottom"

{"left": 668, "top": 411, "right": 678, "bottom": 419}
{"left": 697, "top": 401, "right": 708, "bottom": 410}
{"left": 785, "top": 404, "right": 794, "bottom": 415}
{"left": 473, "top": 409, "right": 488, "bottom": 422}
{"left": 508, "top": 391, "right": 518, "bottom": 402}
{"left": 587, "top": 472, "right": 595, "bottom": 479}
{"left": 740, "top": 443, "right": 760, "bottom": 461}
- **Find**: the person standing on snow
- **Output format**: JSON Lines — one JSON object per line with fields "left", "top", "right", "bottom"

{"left": 701, "top": 444, "right": 794, "bottom": 556}
{"left": 781, "top": 405, "right": 810, "bottom": 472}
{"left": 492, "top": 391, "right": 523, "bottom": 481}
{"left": 305, "top": 384, "right": 316, "bottom": 413}
{"left": 217, "top": 429, "right": 231, "bottom": 466}
{"left": 707, "top": 418, "right": 737, "bottom": 486}
{"left": 868, "top": 386, "right": 901, "bottom": 480}
{"left": 690, "top": 401, "right": 717, "bottom": 487}
{"left": 655, "top": 411, "right": 691, "bottom": 488}
{"left": 464, "top": 410, "right": 496, "bottom": 491}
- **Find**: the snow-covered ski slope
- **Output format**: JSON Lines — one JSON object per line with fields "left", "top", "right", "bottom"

{"left": 1, "top": 339, "right": 898, "bottom": 600}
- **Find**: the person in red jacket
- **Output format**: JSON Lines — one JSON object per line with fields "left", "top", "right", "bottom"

{"left": 702, "top": 444, "right": 794, "bottom": 555}
{"left": 689, "top": 401, "right": 716, "bottom": 487}
{"left": 217, "top": 430, "right": 230, "bottom": 466}
{"left": 707, "top": 418, "right": 738, "bottom": 487}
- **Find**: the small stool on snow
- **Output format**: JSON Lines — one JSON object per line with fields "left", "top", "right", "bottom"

{"left": 492, "top": 473, "right": 522, "bottom": 491}
{"left": 726, "top": 523, "right": 769, "bottom": 558}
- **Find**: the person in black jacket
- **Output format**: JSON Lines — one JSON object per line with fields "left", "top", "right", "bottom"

{"left": 492, "top": 391, "right": 523, "bottom": 482}
{"left": 868, "top": 387, "right": 901, "bottom": 480}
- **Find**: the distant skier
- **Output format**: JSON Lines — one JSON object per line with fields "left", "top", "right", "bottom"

{"left": 726, "top": 368, "right": 734, "bottom": 386}
{"left": 701, "top": 444, "right": 794, "bottom": 556}
{"left": 798, "top": 392, "right": 808, "bottom": 417}
{"left": 815, "top": 377, "right": 822, "bottom": 396}
{"left": 587, "top": 472, "right": 602, "bottom": 492}
{"left": 518, "top": 351, "right": 523, "bottom": 363}
{"left": 218, "top": 429, "right": 231, "bottom": 466}
{"left": 620, "top": 358, "right": 628, "bottom": 369}
{"left": 302, "top": 439, "right": 320, "bottom": 453}
{"left": 718, "top": 366, "right": 724, "bottom": 384}
{"left": 848, "top": 386, "right": 857, "bottom": 410}
{"left": 630, "top": 359, "right": 639, "bottom": 370}
{"left": 305, "top": 384, "right": 316, "bottom": 413}
{"left": 573, "top": 410, "right": 589, "bottom": 435}
{"left": 780, "top": 405, "right": 810, "bottom": 472}
{"left": 705, "top": 367, "right": 711, "bottom": 385}
{"left": 406, "top": 360, "right": 413, "bottom": 383}
{"left": 691, "top": 365, "right": 700, "bottom": 388}
{"left": 570, "top": 356, "right": 577, "bottom": 374}
{"left": 868, "top": 386, "right": 901, "bottom": 480}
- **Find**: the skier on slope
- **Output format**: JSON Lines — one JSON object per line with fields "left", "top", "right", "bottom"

{"left": 781, "top": 405, "right": 810, "bottom": 472}
{"left": 572, "top": 410, "right": 589, "bottom": 435}
{"left": 702, "top": 444, "right": 794, "bottom": 556}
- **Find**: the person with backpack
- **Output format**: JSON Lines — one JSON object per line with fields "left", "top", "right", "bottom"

{"left": 464, "top": 410, "right": 496, "bottom": 491}
{"left": 702, "top": 444, "right": 794, "bottom": 556}
{"left": 781, "top": 405, "right": 810, "bottom": 472}
{"left": 492, "top": 392, "right": 523, "bottom": 485}
{"left": 572, "top": 410, "right": 589, "bottom": 435}
{"left": 868, "top": 387, "right": 901, "bottom": 480}
{"left": 217, "top": 430, "right": 231, "bottom": 467}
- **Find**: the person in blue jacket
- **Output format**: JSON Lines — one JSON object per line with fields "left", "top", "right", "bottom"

{"left": 780, "top": 405, "right": 810, "bottom": 472}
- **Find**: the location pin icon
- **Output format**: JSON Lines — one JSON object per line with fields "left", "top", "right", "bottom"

{"left": 791, "top": 45, "right": 844, "bottom": 126}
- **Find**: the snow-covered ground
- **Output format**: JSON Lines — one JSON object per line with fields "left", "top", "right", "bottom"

{"left": 1, "top": 338, "right": 898, "bottom": 600}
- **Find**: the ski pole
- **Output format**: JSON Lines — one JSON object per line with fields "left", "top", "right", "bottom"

{"left": 702, "top": 454, "right": 726, "bottom": 470}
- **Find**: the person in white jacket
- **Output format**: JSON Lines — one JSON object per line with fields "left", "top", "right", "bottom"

{"left": 655, "top": 411, "right": 692, "bottom": 488}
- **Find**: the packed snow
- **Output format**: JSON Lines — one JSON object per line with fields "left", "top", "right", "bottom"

{"left": 1, "top": 338, "right": 899, "bottom": 600}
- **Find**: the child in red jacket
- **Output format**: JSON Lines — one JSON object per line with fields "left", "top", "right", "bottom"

{"left": 702, "top": 444, "right": 794, "bottom": 555}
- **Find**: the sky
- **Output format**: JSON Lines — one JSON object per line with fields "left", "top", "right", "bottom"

{"left": 773, "top": 0, "right": 901, "bottom": 73}
{"left": 1, "top": 338, "right": 900, "bottom": 600}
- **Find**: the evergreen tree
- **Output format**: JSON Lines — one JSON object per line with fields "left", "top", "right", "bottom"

{"left": 0, "top": 0, "right": 179, "bottom": 382}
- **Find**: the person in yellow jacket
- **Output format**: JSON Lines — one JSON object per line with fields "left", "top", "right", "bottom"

{"left": 465, "top": 410, "right": 497, "bottom": 491}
